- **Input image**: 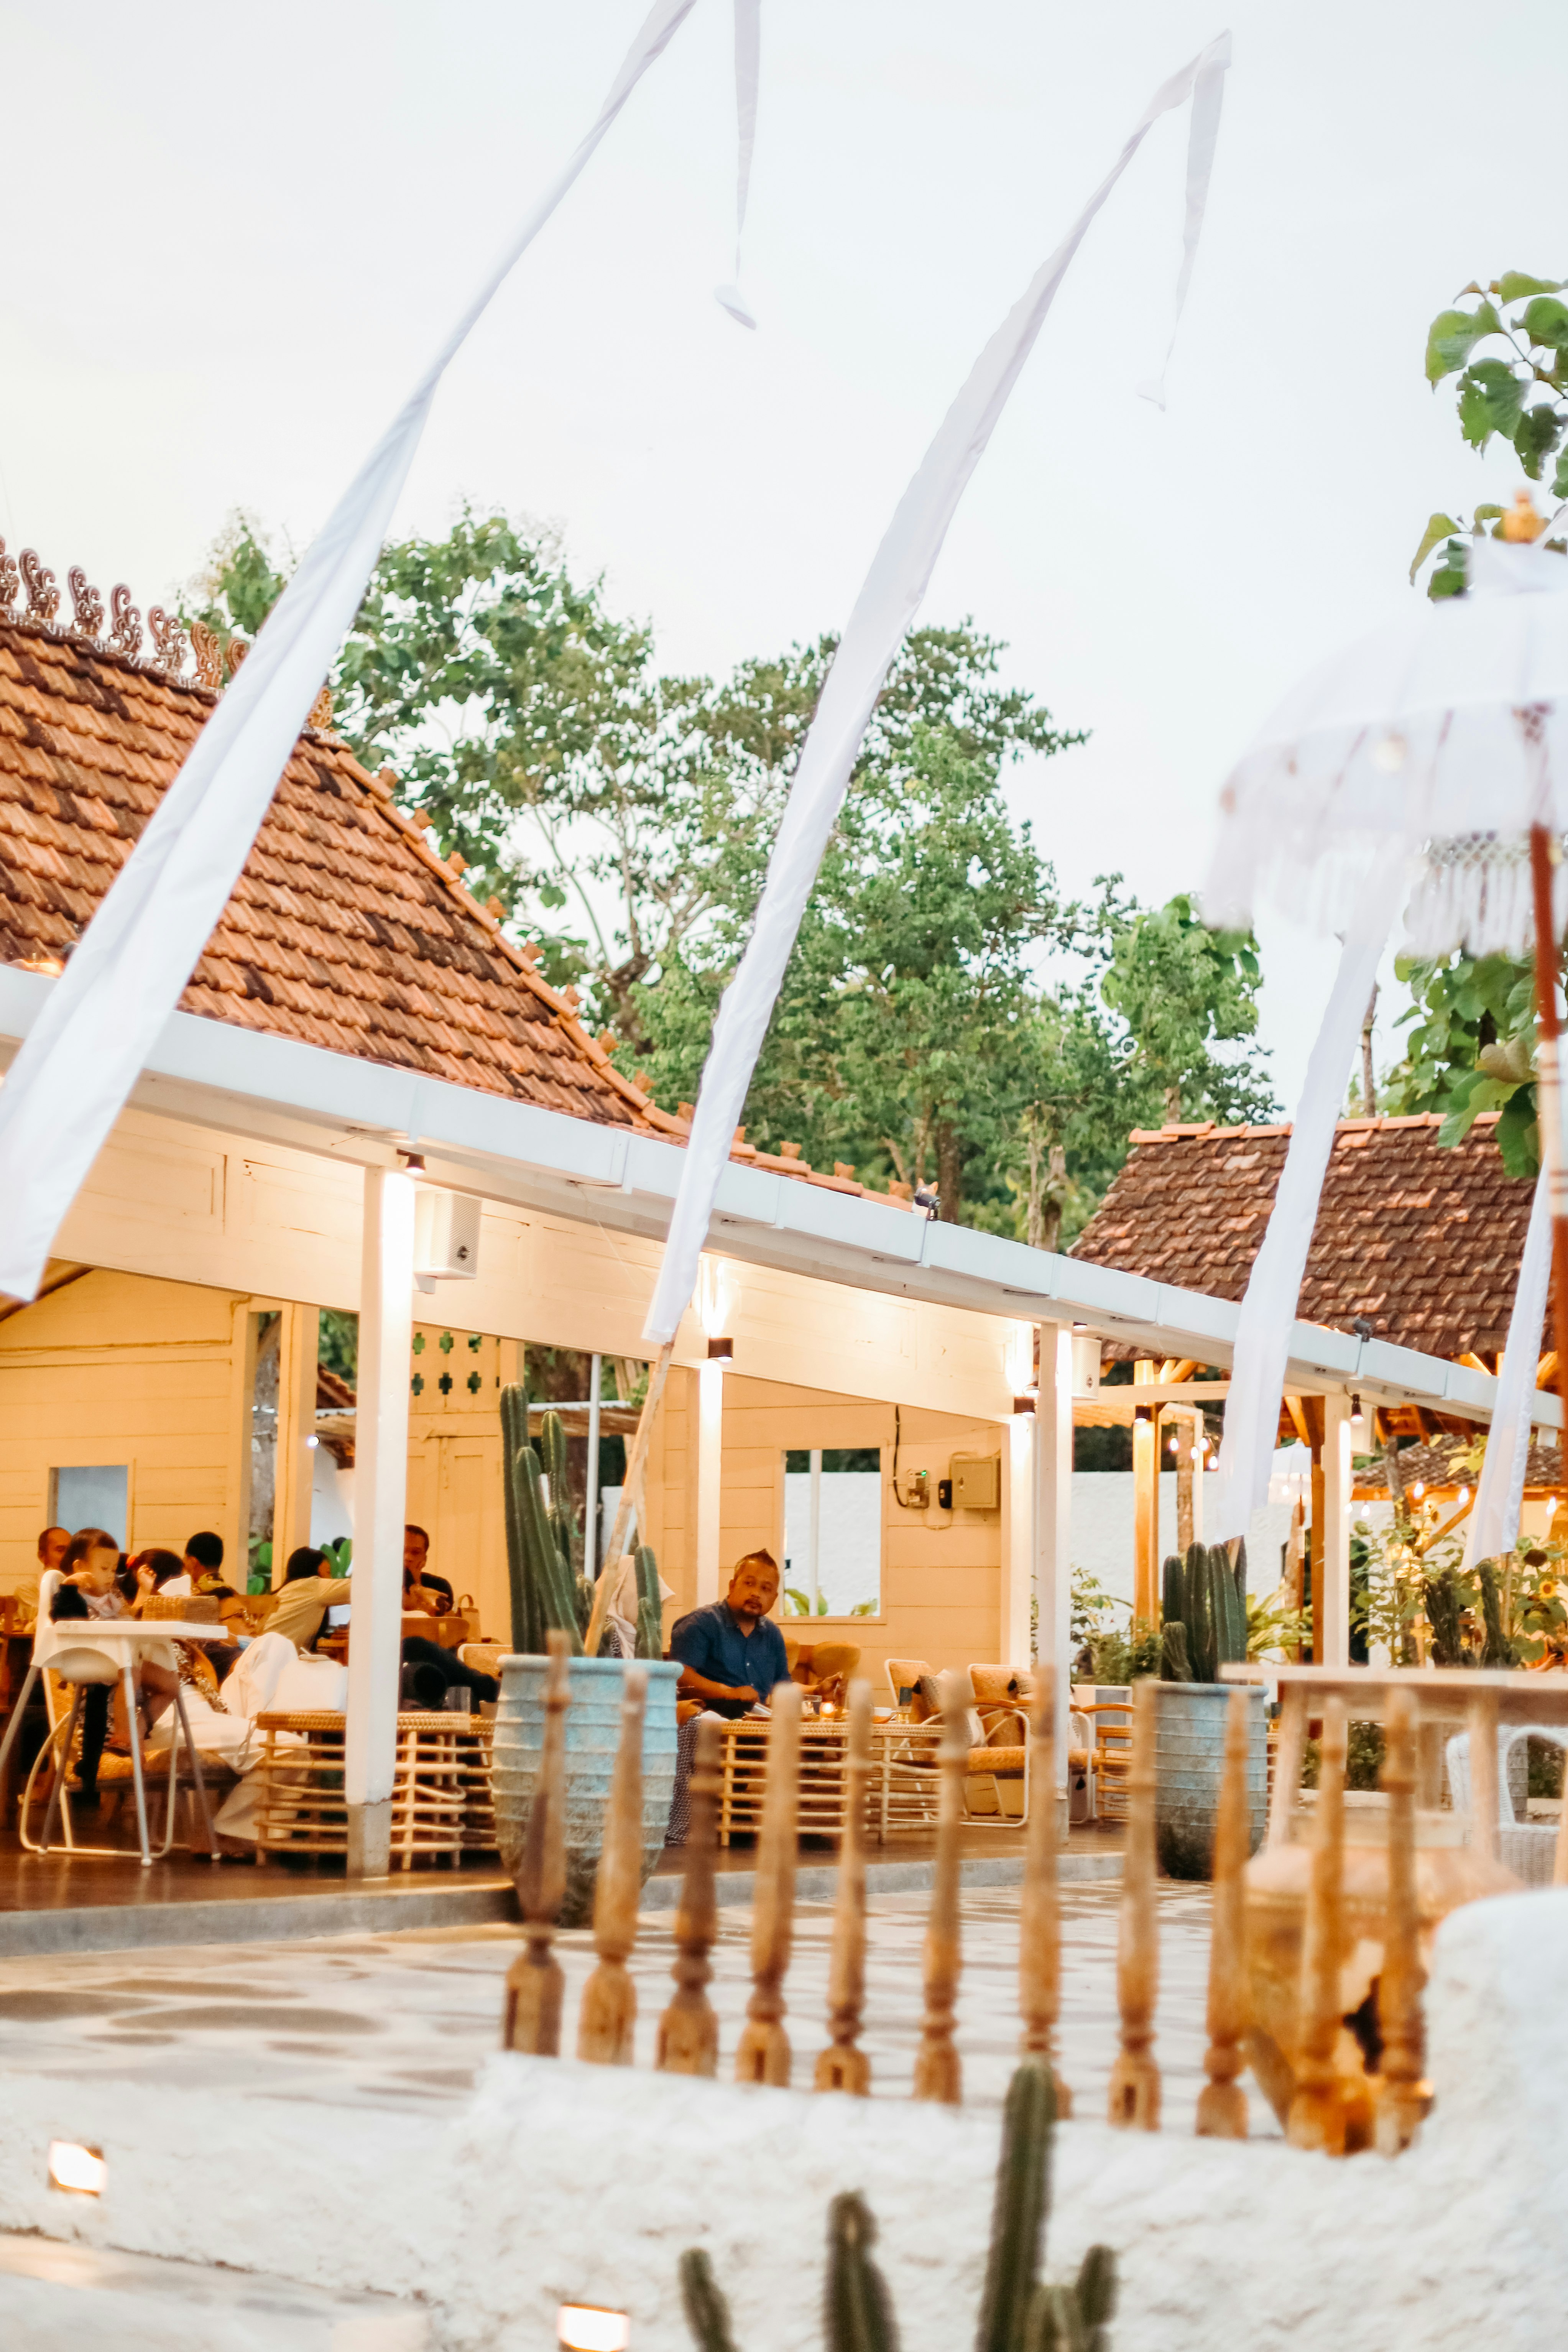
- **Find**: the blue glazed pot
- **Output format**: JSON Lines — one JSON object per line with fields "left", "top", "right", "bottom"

{"left": 1154, "top": 1682, "right": 1267, "bottom": 1881}
{"left": 491, "top": 1655, "right": 680, "bottom": 1925}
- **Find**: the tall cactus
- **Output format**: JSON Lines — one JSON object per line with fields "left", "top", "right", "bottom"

{"left": 499, "top": 1384, "right": 584, "bottom": 1655}
{"left": 1160, "top": 1542, "right": 1247, "bottom": 1683}
{"left": 634, "top": 1543, "right": 664, "bottom": 1660}
{"left": 537, "top": 1404, "right": 593, "bottom": 1634}
{"left": 679, "top": 2066, "right": 1118, "bottom": 2352}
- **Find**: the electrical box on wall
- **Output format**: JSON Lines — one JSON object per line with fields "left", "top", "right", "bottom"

{"left": 948, "top": 1452, "right": 1001, "bottom": 1512}
{"left": 413, "top": 1187, "right": 481, "bottom": 1288}
{"left": 1071, "top": 1332, "right": 1101, "bottom": 1394}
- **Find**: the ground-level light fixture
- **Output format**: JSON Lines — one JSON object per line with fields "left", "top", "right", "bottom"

{"left": 558, "top": 2306, "right": 631, "bottom": 2352}
{"left": 48, "top": 2140, "right": 106, "bottom": 2196}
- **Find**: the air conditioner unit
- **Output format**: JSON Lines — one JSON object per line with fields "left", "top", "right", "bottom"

{"left": 413, "top": 1187, "right": 481, "bottom": 1289}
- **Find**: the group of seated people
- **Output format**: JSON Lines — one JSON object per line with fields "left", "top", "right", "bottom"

{"left": 32, "top": 1516, "right": 497, "bottom": 1815}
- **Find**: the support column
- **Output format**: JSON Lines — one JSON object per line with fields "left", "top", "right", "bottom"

{"left": 1003, "top": 1410, "right": 1034, "bottom": 1670}
{"left": 346, "top": 1163, "right": 416, "bottom": 1878}
{"left": 1132, "top": 1361, "right": 1157, "bottom": 1626}
{"left": 695, "top": 1359, "right": 724, "bottom": 1605}
{"left": 1319, "top": 1393, "right": 1352, "bottom": 1670}
{"left": 271, "top": 1302, "right": 320, "bottom": 1571}
{"left": 1034, "top": 1326, "right": 1073, "bottom": 1795}
{"left": 585, "top": 1352, "right": 602, "bottom": 1579}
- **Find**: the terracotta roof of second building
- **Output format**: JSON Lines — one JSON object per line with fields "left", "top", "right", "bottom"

{"left": 1070, "top": 1113, "right": 1541, "bottom": 1363}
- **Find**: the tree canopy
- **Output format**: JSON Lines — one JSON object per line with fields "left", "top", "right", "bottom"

{"left": 187, "top": 504, "right": 1274, "bottom": 1242}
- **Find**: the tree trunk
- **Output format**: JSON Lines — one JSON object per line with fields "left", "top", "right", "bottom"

{"left": 936, "top": 1123, "right": 963, "bottom": 1223}
{"left": 1164, "top": 1082, "right": 1182, "bottom": 1123}
{"left": 1360, "top": 983, "right": 1378, "bottom": 1117}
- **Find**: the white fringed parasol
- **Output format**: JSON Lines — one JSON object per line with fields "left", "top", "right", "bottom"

{"left": 1204, "top": 527, "right": 1568, "bottom": 1563}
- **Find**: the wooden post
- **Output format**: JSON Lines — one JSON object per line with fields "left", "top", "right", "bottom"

{"left": 1132, "top": 1363, "right": 1157, "bottom": 1626}
{"left": 1287, "top": 1696, "right": 1349, "bottom": 2153}
{"left": 815, "top": 1680, "right": 873, "bottom": 2094}
{"left": 1375, "top": 1687, "right": 1430, "bottom": 2155}
{"left": 1017, "top": 1671, "right": 1070, "bottom": 2114}
{"left": 1196, "top": 1686, "right": 1250, "bottom": 2138}
{"left": 577, "top": 1665, "right": 647, "bottom": 2064}
{"left": 735, "top": 1681, "right": 802, "bottom": 2086}
{"left": 503, "top": 1630, "right": 571, "bottom": 2054}
{"left": 1267, "top": 1685, "right": 1307, "bottom": 1848}
{"left": 1175, "top": 1408, "right": 1195, "bottom": 1556}
{"left": 913, "top": 1670, "right": 969, "bottom": 2104}
{"left": 656, "top": 1718, "right": 722, "bottom": 2075}
{"left": 1309, "top": 1435, "right": 1325, "bottom": 1663}
{"left": 1467, "top": 1688, "right": 1499, "bottom": 1864}
{"left": 1108, "top": 1678, "right": 1160, "bottom": 2129}
{"left": 1528, "top": 824, "right": 1568, "bottom": 1465}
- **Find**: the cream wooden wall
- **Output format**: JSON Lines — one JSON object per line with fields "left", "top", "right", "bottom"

{"left": 0, "top": 1270, "right": 246, "bottom": 1600}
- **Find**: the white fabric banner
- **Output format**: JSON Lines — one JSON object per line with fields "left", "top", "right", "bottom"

{"left": 1137, "top": 22, "right": 1228, "bottom": 408}
{"left": 1466, "top": 1165, "right": 1551, "bottom": 1568}
{"left": 1206, "top": 844, "right": 1405, "bottom": 1542}
{"left": 644, "top": 31, "right": 1232, "bottom": 1346}
{"left": 0, "top": 0, "right": 697, "bottom": 1303}
{"left": 715, "top": 0, "right": 761, "bottom": 328}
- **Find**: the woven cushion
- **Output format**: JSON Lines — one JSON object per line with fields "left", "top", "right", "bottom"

{"left": 968, "top": 1745, "right": 1025, "bottom": 1776}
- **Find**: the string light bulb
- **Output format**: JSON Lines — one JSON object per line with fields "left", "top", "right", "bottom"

{"left": 558, "top": 2309, "right": 630, "bottom": 2352}
{"left": 1350, "top": 1394, "right": 1365, "bottom": 1432}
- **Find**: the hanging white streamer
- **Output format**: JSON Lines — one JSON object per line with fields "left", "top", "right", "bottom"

{"left": 0, "top": 0, "right": 699, "bottom": 1304}
{"left": 1466, "top": 1166, "right": 1552, "bottom": 1568}
{"left": 1206, "top": 843, "right": 1406, "bottom": 1543}
{"left": 1136, "top": 28, "right": 1227, "bottom": 408}
{"left": 715, "top": 0, "right": 761, "bottom": 327}
{"left": 645, "top": 31, "right": 1233, "bottom": 1348}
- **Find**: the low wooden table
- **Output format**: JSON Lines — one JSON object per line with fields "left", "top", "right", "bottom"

{"left": 713, "top": 1714, "right": 947, "bottom": 1847}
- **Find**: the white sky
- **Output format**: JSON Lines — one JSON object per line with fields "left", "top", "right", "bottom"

{"left": 2, "top": 0, "right": 1565, "bottom": 1105}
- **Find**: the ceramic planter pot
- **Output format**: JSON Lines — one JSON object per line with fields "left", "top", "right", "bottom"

{"left": 491, "top": 1655, "right": 680, "bottom": 1926}
{"left": 1154, "top": 1681, "right": 1267, "bottom": 1880}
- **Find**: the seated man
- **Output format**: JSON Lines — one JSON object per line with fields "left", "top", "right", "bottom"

{"left": 402, "top": 1523, "right": 454, "bottom": 1615}
{"left": 670, "top": 1550, "right": 789, "bottom": 1721}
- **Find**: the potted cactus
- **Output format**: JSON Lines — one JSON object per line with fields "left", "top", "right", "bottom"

{"left": 490, "top": 1384, "right": 678, "bottom": 1922}
{"left": 1154, "top": 1540, "right": 1267, "bottom": 1880}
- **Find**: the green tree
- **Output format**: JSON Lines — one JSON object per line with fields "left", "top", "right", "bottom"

{"left": 1093, "top": 885, "right": 1271, "bottom": 1127}
{"left": 1382, "top": 952, "right": 1538, "bottom": 1174}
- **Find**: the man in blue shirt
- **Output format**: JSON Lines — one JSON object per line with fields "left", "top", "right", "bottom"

{"left": 670, "top": 1550, "right": 790, "bottom": 1719}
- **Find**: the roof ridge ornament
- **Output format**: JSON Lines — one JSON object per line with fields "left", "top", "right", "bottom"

{"left": 20, "top": 549, "right": 59, "bottom": 630}
{"left": 106, "top": 585, "right": 142, "bottom": 664}
{"left": 0, "top": 541, "right": 16, "bottom": 615}
{"left": 189, "top": 620, "right": 224, "bottom": 691}
{"left": 147, "top": 606, "right": 189, "bottom": 682}
{"left": 67, "top": 569, "right": 104, "bottom": 641}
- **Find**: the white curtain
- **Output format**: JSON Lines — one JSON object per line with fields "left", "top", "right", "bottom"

{"left": 715, "top": 0, "right": 761, "bottom": 327}
{"left": 643, "top": 30, "right": 1233, "bottom": 1346}
{"left": 1206, "top": 844, "right": 1406, "bottom": 1542}
{"left": 0, "top": 0, "right": 698, "bottom": 1303}
{"left": 1466, "top": 1166, "right": 1552, "bottom": 1568}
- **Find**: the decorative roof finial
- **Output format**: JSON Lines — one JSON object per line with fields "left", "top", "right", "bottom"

{"left": 148, "top": 606, "right": 189, "bottom": 681}
{"left": 308, "top": 682, "right": 334, "bottom": 732}
{"left": 20, "top": 550, "right": 59, "bottom": 629}
{"left": 189, "top": 620, "right": 224, "bottom": 691}
{"left": 107, "top": 585, "right": 142, "bottom": 663}
{"left": 225, "top": 637, "right": 249, "bottom": 677}
{"left": 68, "top": 568, "right": 104, "bottom": 641}
{"left": 0, "top": 541, "right": 17, "bottom": 616}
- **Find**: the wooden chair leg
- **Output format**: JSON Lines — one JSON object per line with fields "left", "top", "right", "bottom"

{"left": 816, "top": 1680, "right": 872, "bottom": 2094}
{"left": 1196, "top": 1686, "right": 1250, "bottom": 2138}
{"left": 657, "top": 1718, "right": 722, "bottom": 2076}
{"left": 504, "top": 1631, "right": 572, "bottom": 2055}
{"left": 578, "top": 1667, "right": 647, "bottom": 2065}
{"left": 735, "top": 1684, "right": 802, "bottom": 2087}
{"left": 1018, "top": 1675, "right": 1069, "bottom": 2114}
{"left": 37, "top": 1688, "right": 83, "bottom": 1854}
{"left": 913, "top": 1672, "right": 968, "bottom": 2104}
{"left": 1288, "top": 1697, "right": 1351, "bottom": 2154}
{"left": 1107, "top": 1678, "right": 1161, "bottom": 2130}
{"left": 1375, "top": 1688, "right": 1430, "bottom": 2155}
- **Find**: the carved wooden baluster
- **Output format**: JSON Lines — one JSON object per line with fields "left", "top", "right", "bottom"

{"left": 913, "top": 1670, "right": 969, "bottom": 2104}
{"left": 816, "top": 1679, "right": 873, "bottom": 2094}
{"left": 1375, "top": 1687, "right": 1430, "bottom": 2155}
{"left": 1196, "top": 1685, "right": 1251, "bottom": 2138}
{"left": 577, "top": 1665, "right": 647, "bottom": 2064}
{"left": 1266, "top": 1685, "right": 1307, "bottom": 1848}
{"left": 503, "top": 1630, "right": 571, "bottom": 2055}
{"left": 1018, "top": 1674, "right": 1070, "bottom": 2114}
{"left": 1287, "top": 1696, "right": 1349, "bottom": 2153}
{"left": 1107, "top": 1677, "right": 1161, "bottom": 2130}
{"left": 1468, "top": 1688, "right": 1500, "bottom": 1865}
{"left": 735, "top": 1681, "right": 802, "bottom": 2086}
{"left": 656, "top": 1718, "right": 723, "bottom": 2075}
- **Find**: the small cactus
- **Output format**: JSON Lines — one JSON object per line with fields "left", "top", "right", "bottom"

{"left": 679, "top": 2067, "right": 1116, "bottom": 2352}
{"left": 634, "top": 1543, "right": 664, "bottom": 1660}
{"left": 824, "top": 2193, "right": 899, "bottom": 2352}
{"left": 680, "top": 2250, "right": 741, "bottom": 2352}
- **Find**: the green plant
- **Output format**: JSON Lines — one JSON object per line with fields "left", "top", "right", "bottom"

{"left": 1244, "top": 1583, "right": 1310, "bottom": 1663}
{"left": 1159, "top": 1542, "right": 1247, "bottom": 1684}
{"left": 499, "top": 1384, "right": 584, "bottom": 1656}
{"left": 679, "top": 2066, "right": 1117, "bottom": 2352}
{"left": 785, "top": 1587, "right": 831, "bottom": 1617}
{"left": 1302, "top": 1721, "right": 1385, "bottom": 1792}
{"left": 634, "top": 1544, "right": 664, "bottom": 1660}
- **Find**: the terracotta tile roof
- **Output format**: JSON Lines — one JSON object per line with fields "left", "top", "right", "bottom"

{"left": 1351, "top": 1435, "right": 1563, "bottom": 1497}
{"left": 0, "top": 574, "right": 916, "bottom": 1213}
{"left": 1071, "top": 1114, "right": 1539, "bottom": 1363}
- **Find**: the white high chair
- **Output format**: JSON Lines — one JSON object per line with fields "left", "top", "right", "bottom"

{"left": 0, "top": 1571, "right": 217, "bottom": 1866}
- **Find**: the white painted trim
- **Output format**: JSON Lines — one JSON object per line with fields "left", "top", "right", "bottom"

{"left": 0, "top": 968, "right": 1537, "bottom": 1430}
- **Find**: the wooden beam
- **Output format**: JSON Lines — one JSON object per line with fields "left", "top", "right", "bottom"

{"left": 1284, "top": 1393, "right": 1313, "bottom": 1450}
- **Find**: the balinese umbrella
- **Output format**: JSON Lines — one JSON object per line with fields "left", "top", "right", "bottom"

{"left": 1203, "top": 520, "right": 1568, "bottom": 1560}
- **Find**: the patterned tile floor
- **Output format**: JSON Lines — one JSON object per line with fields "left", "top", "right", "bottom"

{"left": 0, "top": 1877, "right": 1278, "bottom": 2135}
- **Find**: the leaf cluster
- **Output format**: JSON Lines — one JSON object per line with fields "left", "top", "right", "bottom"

{"left": 1415, "top": 271, "right": 1568, "bottom": 595}
{"left": 1381, "top": 949, "right": 1538, "bottom": 1173}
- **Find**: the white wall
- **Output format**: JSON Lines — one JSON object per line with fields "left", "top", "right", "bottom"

{"left": 1073, "top": 1470, "right": 1294, "bottom": 1616}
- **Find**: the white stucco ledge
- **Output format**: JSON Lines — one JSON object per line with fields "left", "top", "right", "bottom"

{"left": 1, "top": 1894, "right": 1565, "bottom": 2350}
